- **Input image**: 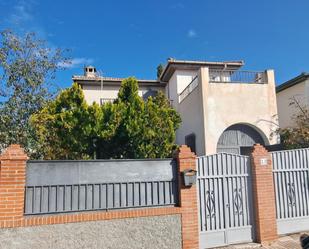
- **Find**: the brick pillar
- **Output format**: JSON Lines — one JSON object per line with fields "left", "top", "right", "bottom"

{"left": 0, "top": 144, "right": 28, "bottom": 226}
{"left": 174, "top": 145, "right": 199, "bottom": 249}
{"left": 251, "top": 144, "right": 278, "bottom": 243}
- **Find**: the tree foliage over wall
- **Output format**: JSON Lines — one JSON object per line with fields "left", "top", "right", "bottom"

{"left": 31, "top": 78, "right": 181, "bottom": 159}
{"left": 279, "top": 96, "right": 309, "bottom": 149}
{"left": 0, "top": 30, "right": 69, "bottom": 156}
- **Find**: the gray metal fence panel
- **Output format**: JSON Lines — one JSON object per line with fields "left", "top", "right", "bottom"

{"left": 197, "top": 153, "right": 253, "bottom": 249}
{"left": 25, "top": 159, "right": 178, "bottom": 215}
{"left": 271, "top": 148, "right": 309, "bottom": 234}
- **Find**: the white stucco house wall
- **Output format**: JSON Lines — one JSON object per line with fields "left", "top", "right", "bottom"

{"left": 276, "top": 73, "right": 309, "bottom": 128}
{"left": 73, "top": 59, "right": 279, "bottom": 156}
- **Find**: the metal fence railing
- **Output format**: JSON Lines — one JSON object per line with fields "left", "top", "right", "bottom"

{"left": 179, "top": 76, "right": 199, "bottom": 103}
{"left": 25, "top": 180, "right": 178, "bottom": 215}
{"left": 25, "top": 158, "right": 178, "bottom": 215}
{"left": 271, "top": 148, "right": 309, "bottom": 234}
{"left": 209, "top": 70, "right": 267, "bottom": 84}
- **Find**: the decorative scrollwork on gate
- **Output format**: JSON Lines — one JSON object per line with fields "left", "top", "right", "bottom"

{"left": 233, "top": 188, "right": 243, "bottom": 215}
{"left": 287, "top": 183, "right": 296, "bottom": 206}
{"left": 206, "top": 190, "right": 215, "bottom": 218}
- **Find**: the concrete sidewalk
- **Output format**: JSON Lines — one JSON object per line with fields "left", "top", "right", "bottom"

{"left": 217, "top": 232, "right": 307, "bottom": 249}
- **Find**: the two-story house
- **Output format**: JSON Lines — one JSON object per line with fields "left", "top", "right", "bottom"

{"left": 73, "top": 59, "right": 279, "bottom": 156}
{"left": 276, "top": 72, "right": 309, "bottom": 128}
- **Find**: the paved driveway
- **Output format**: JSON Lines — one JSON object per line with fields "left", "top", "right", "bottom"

{"left": 217, "top": 232, "right": 307, "bottom": 249}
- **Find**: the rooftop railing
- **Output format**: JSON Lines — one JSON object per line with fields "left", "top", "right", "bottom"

{"left": 209, "top": 70, "right": 267, "bottom": 84}
{"left": 179, "top": 76, "right": 199, "bottom": 103}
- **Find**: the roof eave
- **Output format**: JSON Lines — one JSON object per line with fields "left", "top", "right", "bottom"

{"left": 276, "top": 73, "right": 309, "bottom": 93}
{"left": 159, "top": 59, "right": 245, "bottom": 82}
{"left": 72, "top": 76, "right": 165, "bottom": 87}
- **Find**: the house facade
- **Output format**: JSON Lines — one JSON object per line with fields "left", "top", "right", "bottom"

{"left": 73, "top": 59, "right": 279, "bottom": 156}
{"left": 73, "top": 66, "right": 165, "bottom": 105}
{"left": 276, "top": 73, "right": 309, "bottom": 128}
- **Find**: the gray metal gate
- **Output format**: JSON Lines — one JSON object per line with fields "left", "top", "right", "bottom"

{"left": 271, "top": 148, "right": 309, "bottom": 235}
{"left": 197, "top": 153, "right": 253, "bottom": 249}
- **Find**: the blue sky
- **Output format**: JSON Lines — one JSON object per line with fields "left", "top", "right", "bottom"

{"left": 1, "top": 0, "right": 309, "bottom": 88}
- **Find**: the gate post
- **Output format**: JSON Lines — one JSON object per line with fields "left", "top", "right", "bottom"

{"left": 0, "top": 144, "right": 28, "bottom": 227}
{"left": 250, "top": 144, "right": 278, "bottom": 243}
{"left": 174, "top": 145, "right": 199, "bottom": 249}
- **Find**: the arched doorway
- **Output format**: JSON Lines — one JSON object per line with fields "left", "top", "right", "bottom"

{"left": 217, "top": 124, "right": 265, "bottom": 155}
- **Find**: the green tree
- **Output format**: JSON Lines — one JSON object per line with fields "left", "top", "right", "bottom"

{"left": 103, "top": 77, "right": 145, "bottom": 158}
{"left": 0, "top": 30, "right": 69, "bottom": 155}
{"left": 31, "top": 83, "right": 104, "bottom": 159}
{"left": 156, "top": 64, "right": 164, "bottom": 79}
{"left": 279, "top": 96, "right": 309, "bottom": 149}
{"left": 100, "top": 77, "right": 181, "bottom": 159}
{"left": 31, "top": 78, "right": 181, "bottom": 160}
{"left": 139, "top": 92, "right": 181, "bottom": 158}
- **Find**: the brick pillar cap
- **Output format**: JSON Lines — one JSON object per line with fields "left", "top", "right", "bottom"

{"left": 173, "top": 145, "right": 196, "bottom": 159}
{"left": 251, "top": 143, "right": 269, "bottom": 156}
{"left": 1, "top": 144, "right": 29, "bottom": 160}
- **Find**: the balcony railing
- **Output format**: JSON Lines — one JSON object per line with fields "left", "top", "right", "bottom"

{"left": 209, "top": 70, "right": 267, "bottom": 84}
{"left": 101, "top": 97, "right": 174, "bottom": 108}
{"left": 179, "top": 76, "right": 199, "bottom": 103}
{"left": 100, "top": 98, "right": 115, "bottom": 105}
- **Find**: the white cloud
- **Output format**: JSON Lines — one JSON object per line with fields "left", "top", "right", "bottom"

{"left": 188, "top": 29, "right": 197, "bottom": 38}
{"left": 171, "top": 2, "right": 185, "bottom": 9}
{"left": 58, "top": 58, "right": 94, "bottom": 69}
{"left": 3, "top": 1, "right": 53, "bottom": 42}
{"left": 6, "top": 1, "right": 34, "bottom": 25}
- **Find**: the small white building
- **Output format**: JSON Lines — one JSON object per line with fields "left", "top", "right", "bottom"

{"left": 73, "top": 59, "right": 279, "bottom": 156}
{"left": 276, "top": 73, "right": 309, "bottom": 128}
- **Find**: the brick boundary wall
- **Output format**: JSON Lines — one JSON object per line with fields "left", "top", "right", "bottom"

{"left": 0, "top": 143, "right": 282, "bottom": 248}
{"left": 0, "top": 144, "right": 199, "bottom": 249}
{"left": 251, "top": 144, "right": 278, "bottom": 244}
{"left": 0, "top": 206, "right": 182, "bottom": 228}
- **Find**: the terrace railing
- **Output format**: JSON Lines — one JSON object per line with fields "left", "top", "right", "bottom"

{"left": 209, "top": 70, "right": 267, "bottom": 84}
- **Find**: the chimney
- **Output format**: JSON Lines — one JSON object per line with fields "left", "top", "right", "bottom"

{"left": 84, "top": 65, "right": 97, "bottom": 77}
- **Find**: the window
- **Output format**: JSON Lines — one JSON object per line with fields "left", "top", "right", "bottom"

{"left": 185, "top": 133, "right": 196, "bottom": 154}
{"left": 142, "top": 89, "right": 158, "bottom": 100}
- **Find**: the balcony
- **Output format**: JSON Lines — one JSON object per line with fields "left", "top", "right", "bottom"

{"left": 209, "top": 70, "right": 267, "bottom": 84}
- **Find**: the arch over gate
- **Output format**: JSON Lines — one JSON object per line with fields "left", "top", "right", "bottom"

{"left": 217, "top": 123, "right": 266, "bottom": 155}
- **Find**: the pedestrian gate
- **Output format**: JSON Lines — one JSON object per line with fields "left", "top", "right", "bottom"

{"left": 197, "top": 153, "right": 253, "bottom": 249}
